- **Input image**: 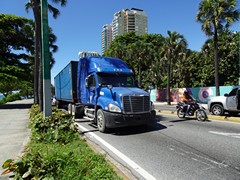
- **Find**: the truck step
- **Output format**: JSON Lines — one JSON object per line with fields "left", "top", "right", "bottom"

{"left": 83, "top": 116, "right": 94, "bottom": 121}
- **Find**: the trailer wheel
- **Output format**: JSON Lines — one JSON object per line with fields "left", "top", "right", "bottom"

{"left": 97, "top": 109, "right": 108, "bottom": 133}
{"left": 72, "top": 105, "right": 84, "bottom": 119}
{"left": 56, "top": 100, "right": 63, "bottom": 109}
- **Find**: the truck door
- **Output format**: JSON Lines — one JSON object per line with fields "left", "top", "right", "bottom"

{"left": 86, "top": 74, "right": 97, "bottom": 104}
{"left": 226, "top": 88, "right": 238, "bottom": 111}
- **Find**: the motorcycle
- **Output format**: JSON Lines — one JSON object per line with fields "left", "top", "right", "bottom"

{"left": 176, "top": 100, "right": 208, "bottom": 121}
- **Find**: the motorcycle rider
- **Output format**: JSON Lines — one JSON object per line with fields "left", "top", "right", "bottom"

{"left": 182, "top": 90, "right": 195, "bottom": 116}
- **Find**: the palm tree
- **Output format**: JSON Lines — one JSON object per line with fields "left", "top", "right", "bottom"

{"left": 196, "top": 0, "right": 239, "bottom": 96}
{"left": 161, "top": 31, "right": 187, "bottom": 105}
{"left": 127, "top": 40, "right": 151, "bottom": 88}
{"left": 25, "top": 0, "right": 67, "bottom": 110}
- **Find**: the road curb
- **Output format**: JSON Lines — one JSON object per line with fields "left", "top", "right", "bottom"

{"left": 156, "top": 110, "right": 240, "bottom": 123}
{"left": 75, "top": 123, "right": 137, "bottom": 180}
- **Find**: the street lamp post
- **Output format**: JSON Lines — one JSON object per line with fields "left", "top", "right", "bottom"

{"left": 41, "top": 0, "right": 52, "bottom": 118}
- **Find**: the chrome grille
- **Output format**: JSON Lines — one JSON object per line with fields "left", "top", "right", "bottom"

{"left": 122, "top": 95, "right": 150, "bottom": 113}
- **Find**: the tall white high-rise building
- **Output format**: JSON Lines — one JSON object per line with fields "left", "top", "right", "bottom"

{"left": 101, "top": 8, "right": 148, "bottom": 53}
{"left": 101, "top": 24, "right": 113, "bottom": 54}
{"left": 112, "top": 8, "right": 148, "bottom": 39}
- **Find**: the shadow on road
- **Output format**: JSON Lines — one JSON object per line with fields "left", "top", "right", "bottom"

{"left": 169, "top": 118, "right": 197, "bottom": 123}
{"left": 110, "top": 122, "right": 167, "bottom": 136}
{"left": 0, "top": 103, "right": 33, "bottom": 109}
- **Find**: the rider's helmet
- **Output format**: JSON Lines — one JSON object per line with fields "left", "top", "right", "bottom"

{"left": 183, "top": 90, "right": 188, "bottom": 95}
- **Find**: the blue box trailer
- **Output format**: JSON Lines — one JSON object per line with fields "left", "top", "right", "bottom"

{"left": 54, "top": 61, "right": 78, "bottom": 104}
{"left": 54, "top": 54, "right": 156, "bottom": 133}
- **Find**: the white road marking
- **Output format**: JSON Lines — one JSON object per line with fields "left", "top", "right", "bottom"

{"left": 209, "top": 131, "right": 240, "bottom": 139}
{"left": 169, "top": 145, "right": 228, "bottom": 168}
{"left": 76, "top": 123, "right": 156, "bottom": 180}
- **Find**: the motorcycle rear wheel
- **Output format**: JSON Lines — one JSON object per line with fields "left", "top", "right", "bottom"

{"left": 196, "top": 109, "right": 207, "bottom": 121}
{"left": 177, "top": 109, "right": 186, "bottom": 118}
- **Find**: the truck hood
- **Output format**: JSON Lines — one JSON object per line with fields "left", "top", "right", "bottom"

{"left": 99, "top": 87, "right": 149, "bottom": 99}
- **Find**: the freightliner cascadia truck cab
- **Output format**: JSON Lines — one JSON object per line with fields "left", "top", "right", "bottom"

{"left": 54, "top": 52, "right": 156, "bottom": 132}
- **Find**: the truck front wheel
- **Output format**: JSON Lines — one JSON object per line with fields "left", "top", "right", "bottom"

{"left": 97, "top": 109, "right": 108, "bottom": 133}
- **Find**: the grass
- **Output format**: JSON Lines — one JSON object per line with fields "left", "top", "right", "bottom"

{"left": 1, "top": 105, "right": 122, "bottom": 180}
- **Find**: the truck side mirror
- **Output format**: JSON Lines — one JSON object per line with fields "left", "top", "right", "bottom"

{"left": 237, "top": 89, "right": 240, "bottom": 95}
{"left": 148, "top": 86, "right": 153, "bottom": 94}
{"left": 107, "top": 85, "right": 113, "bottom": 90}
{"left": 85, "top": 78, "right": 89, "bottom": 88}
{"left": 148, "top": 86, "right": 153, "bottom": 90}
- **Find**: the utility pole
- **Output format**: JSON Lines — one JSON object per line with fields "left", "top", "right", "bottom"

{"left": 239, "top": 33, "right": 240, "bottom": 86}
{"left": 41, "top": 0, "right": 52, "bottom": 118}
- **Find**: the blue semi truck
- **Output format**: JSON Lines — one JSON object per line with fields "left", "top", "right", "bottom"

{"left": 54, "top": 52, "right": 156, "bottom": 132}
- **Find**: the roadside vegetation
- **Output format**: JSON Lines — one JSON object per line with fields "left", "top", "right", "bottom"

{"left": 0, "top": 93, "right": 22, "bottom": 105}
{"left": 1, "top": 105, "right": 122, "bottom": 180}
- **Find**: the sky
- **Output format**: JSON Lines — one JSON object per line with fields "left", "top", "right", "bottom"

{"left": 0, "top": 0, "right": 239, "bottom": 84}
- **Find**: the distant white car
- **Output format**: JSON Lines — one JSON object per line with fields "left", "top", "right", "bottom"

{"left": 208, "top": 87, "right": 240, "bottom": 116}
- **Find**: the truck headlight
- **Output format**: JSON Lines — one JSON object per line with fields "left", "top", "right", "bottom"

{"left": 108, "top": 104, "right": 121, "bottom": 113}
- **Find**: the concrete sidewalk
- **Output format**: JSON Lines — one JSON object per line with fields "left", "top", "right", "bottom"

{"left": 0, "top": 99, "right": 33, "bottom": 179}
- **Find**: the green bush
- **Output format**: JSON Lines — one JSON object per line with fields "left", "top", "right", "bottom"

{"left": 0, "top": 98, "right": 6, "bottom": 105}
{"left": 0, "top": 93, "right": 21, "bottom": 104}
{"left": 29, "top": 106, "right": 77, "bottom": 144}
{"left": 4, "top": 93, "right": 21, "bottom": 102}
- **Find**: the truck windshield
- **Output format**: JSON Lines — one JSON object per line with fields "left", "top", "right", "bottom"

{"left": 97, "top": 73, "right": 136, "bottom": 87}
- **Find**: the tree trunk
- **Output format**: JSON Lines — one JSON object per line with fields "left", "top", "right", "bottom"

{"left": 214, "top": 30, "right": 220, "bottom": 96}
{"left": 33, "top": 21, "right": 39, "bottom": 104}
{"left": 32, "top": 0, "right": 43, "bottom": 110}
{"left": 167, "top": 61, "right": 171, "bottom": 105}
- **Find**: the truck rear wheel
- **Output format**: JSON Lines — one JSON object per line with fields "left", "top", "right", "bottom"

{"left": 97, "top": 109, "right": 108, "bottom": 133}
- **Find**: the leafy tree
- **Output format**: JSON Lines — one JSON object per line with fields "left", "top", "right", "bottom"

{"left": 196, "top": 0, "right": 240, "bottom": 95}
{"left": 198, "top": 31, "right": 240, "bottom": 86}
{"left": 0, "top": 14, "right": 58, "bottom": 97}
{"left": 160, "top": 31, "right": 187, "bottom": 104}
{"left": 0, "top": 14, "right": 33, "bottom": 95}
{"left": 139, "top": 34, "right": 165, "bottom": 90}
{"left": 174, "top": 49, "right": 193, "bottom": 88}
{"left": 218, "top": 30, "right": 239, "bottom": 85}
{"left": 127, "top": 40, "right": 151, "bottom": 88}
{"left": 104, "top": 32, "right": 166, "bottom": 90}
{"left": 103, "top": 29, "right": 239, "bottom": 96}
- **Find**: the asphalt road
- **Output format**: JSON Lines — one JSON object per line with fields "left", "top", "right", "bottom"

{"left": 76, "top": 114, "right": 240, "bottom": 180}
